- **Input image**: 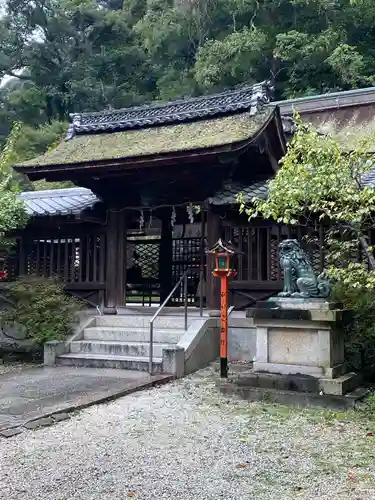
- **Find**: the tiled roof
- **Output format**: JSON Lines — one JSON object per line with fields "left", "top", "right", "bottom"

{"left": 17, "top": 109, "right": 274, "bottom": 168}
{"left": 361, "top": 165, "right": 375, "bottom": 188}
{"left": 19, "top": 188, "right": 99, "bottom": 216}
{"left": 208, "top": 180, "right": 268, "bottom": 205}
{"left": 65, "top": 81, "right": 274, "bottom": 139}
{"left": 209, "top": 168, "right": 375, "bottom": 206}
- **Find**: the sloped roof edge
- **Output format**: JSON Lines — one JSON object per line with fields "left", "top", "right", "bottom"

{"left": 18, "top": 187, "right": 99, "bottom": 216}
{"left": 208, "top": 180, "right": 268, "bottom": 205}
{"left": 274, "top": 86, "right": 375, "bottom": 116}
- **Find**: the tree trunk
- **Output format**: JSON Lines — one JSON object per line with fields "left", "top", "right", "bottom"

{"left": 359, "top": 235, "right": 375, "bottom": 269}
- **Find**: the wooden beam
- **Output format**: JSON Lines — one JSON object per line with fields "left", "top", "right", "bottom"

{"left": 65, "top": 282, "right": 105, "bottom": 291}
{"left": 229, "top": 280, "right": 283, "bottom": 291}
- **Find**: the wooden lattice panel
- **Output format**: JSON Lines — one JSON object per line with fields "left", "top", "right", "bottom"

{"left": 172, "top": 237, "right": 202, "bottom": 304}
{"left": 24, "top": 233, "right": 105, "bottom": 284}
{"left": 131, "top": 239, "right": 160, "bottom": 280}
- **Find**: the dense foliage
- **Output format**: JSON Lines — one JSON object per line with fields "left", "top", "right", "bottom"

{"left": 1, "top": 276, "right": 83, "bottom": 346}
{"left": 1, "top": 0, "right": 375, "bottom": 161}
{"left": 240, "top": 119, "right": 375, "bottom": 291}
{"left": 333, "top": 284, "right": 375, "bottom": 380}
{"left": 0, "top": 122, "right": 28, "bottom": 247}
{"left": 238, "top": 120, "right": 375, "bottom": 378}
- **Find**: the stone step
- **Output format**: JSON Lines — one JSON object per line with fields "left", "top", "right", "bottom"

{"left": 116, "top": 306, "right": 208, "bottom": 316}
{"left": 70, "top": 340, "right": 170, "bottom": 358}
{"left": 235, "top": 371, "right": 362, "bottom": 396}
{"left": 236, "top": 371, "right": 319, "bottom": 393}
{"left": 84, "top": 326, "right": 183, "bottom": 343}
{"left": 218, "top": 380, "right": 369, "bottom": 410}
{"left": 56, "top": 353, "right": 162, "bottom": 372}
{"left": 95, "top": 314, "right": 194, "bottom": 330}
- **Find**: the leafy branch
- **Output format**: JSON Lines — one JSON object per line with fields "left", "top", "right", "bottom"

{"left": 238, "top": 116, "right": 375, "bottom": 290}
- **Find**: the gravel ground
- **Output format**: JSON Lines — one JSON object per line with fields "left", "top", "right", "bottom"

{"left": 1, "top": 367, "right": 375, "bottom": 500}
{"left": 0, "top": 361, "right": 34, "bottom": 375}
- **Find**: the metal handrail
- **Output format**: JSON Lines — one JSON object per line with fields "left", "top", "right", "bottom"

{"left": 149, "top": 268, "right": 190, "bottom": 374}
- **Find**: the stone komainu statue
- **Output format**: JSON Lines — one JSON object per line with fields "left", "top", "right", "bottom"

{"left": 278, "top": 239, "right": 331, "bottom": 299}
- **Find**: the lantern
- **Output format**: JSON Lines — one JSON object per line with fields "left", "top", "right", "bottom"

{"left": 207, "top": 238, "right": 237, "bottom": 278}
{"left": 206, "top": 238, "right": 239, "bottom": 378}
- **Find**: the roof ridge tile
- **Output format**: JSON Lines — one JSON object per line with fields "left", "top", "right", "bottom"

{"left": 65, "top": 80, "right": 274, "bottom": 140}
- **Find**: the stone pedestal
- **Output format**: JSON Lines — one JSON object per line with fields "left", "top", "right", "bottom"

{"left": 247, "top": 298, "right": 360, "bottom": 396}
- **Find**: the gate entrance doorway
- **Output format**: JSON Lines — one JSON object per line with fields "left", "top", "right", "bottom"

{"left": 125, "top": 231, "right": 205, "bottom": 307}
{"left": 125, "top": 234, "right": 161, "bottom": 306}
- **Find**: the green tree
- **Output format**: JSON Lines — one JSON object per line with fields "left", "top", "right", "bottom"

{"left": 194, "top": 27, "right": 270, "bottom": 91}
{"left": 2, "top": 0, "right": 375, "bottom": 162}
{"left": 0, "top": 124, "right": 29, "bottom": 249}
{"left": 239, "top": 119, "right": 375, "bottom": 290}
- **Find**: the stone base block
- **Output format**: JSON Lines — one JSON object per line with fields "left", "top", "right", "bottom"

{"left": 319, "top": 372, "right": 362, "bottom": 396}
{"left": 236, "top": 370, "right": 361, "bottom": 396}
{"left": 218, "top": 380, "right": 369, "bottom": 410}
{"left": 162, "top": 346, "right": 185, "bottom": 378}
{"left": 44, "top": 340, "right": 66, "bottom": 365}
{"left": 103, "top": 307, "right": 117, "bottom": 315}
{"left": 264, "top": 298, "right": 342, "bottom": 311}
{"left": 253, "top": 361, "right": 347, "bottom": 379}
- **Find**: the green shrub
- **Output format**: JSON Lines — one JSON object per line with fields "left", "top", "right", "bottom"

{"left": 332, "top": 283, "right": 375, "bottom": 379}
{"left": 0, "top": 276, "right": 83, "bottom": 346}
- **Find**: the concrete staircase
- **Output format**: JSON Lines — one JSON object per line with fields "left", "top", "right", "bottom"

{"left": 56, "top": 309, "right": 198, "bottom": 373}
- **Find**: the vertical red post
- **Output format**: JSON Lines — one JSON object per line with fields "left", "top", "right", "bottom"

{"left": 220, "top": 275, "right": 229, "bottom": 378}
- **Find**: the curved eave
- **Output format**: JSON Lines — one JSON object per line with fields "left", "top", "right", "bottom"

{"left": 14, "top": 107, "right": 282, "bottom": 180}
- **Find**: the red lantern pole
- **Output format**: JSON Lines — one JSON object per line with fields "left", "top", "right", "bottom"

{"left": 206, "top": 238, "right": 239, "bottom": 380}
{"left": 220, "top": 274, "right": 229, "bottom": 378}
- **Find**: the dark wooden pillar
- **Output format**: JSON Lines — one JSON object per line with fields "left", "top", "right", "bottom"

{"left": 206, "top": 208, "right": 221, "bottom": 310}
{"left": 116, "top": 211, "right": 126, "bottom": 307}
{"left": 18, "top": 234, "right": 29, "bottom": 276}
{"left": 159, "top": 213, "right": 173, "bottom": 304}
{"left": 198, "top": 207, "right": 207, "bottom": 310}
{"left": 104, "top": 209, "right": 120, "bottom": 314}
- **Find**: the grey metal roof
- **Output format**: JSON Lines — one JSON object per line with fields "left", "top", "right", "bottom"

{"left": 208, "top": 180, "right": 268, "bottom": 205}
{"left": 274, "top": 86, "right": 375, "bottom": 116}
{"left": 360, "top": 163, "right": 375, "bottom": 188}
{"left": 65, "top": 81, "right": 274, "bottom": 139}
{"left": 18, "top": 187, "right": 99, "bottom": 216}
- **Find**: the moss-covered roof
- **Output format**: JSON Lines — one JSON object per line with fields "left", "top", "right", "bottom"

{"left": 314, "top": 115, "right": 375, "bottom": 151}
{"left": 279, "top": 98, "right": 375, "bottom": 152}
{"left": 17, "top": 109, "right": 273, "bottom": 169}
